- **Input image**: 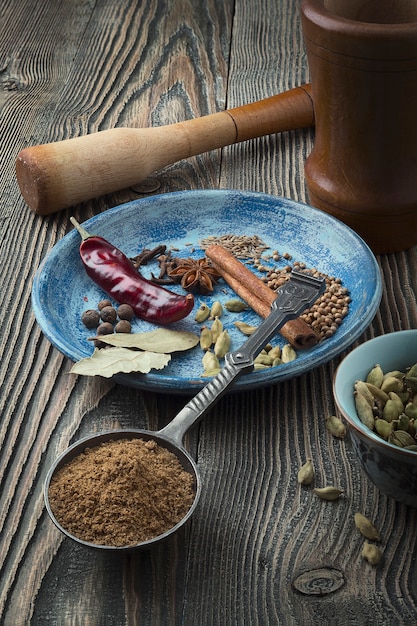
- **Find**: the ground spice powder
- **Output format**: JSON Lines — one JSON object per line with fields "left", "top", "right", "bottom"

{"left": 48, "top": 437, "right": 195, "bottom": 547}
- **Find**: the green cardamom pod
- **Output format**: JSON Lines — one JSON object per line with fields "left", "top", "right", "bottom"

{"left": 389, "top": 391, "right": 405, "bottom": 412}
{"left": 397, "top": 413, "right": 410, "bottom": 432}
{"left": 209, "top": 301, "right": 223, "bottom": 319}
{"left": 399, "top": 391, "right": 412, "bottom": 404}
{"left": 297, "top": 459, "right": 314, "bottom": 485}
{"left": 354, "top": 512, "right": 381, "bottom": 541}
{"left": 406, "top": 363, "right": 417, "bottom": 379}
{"left": 210, "top": 317, "right": 223, "bottom": 343}
{"left": 354, "top": 391, "right": 375, "bottom": 430}
{"left": 384, "top": 370, "right": 405, "bottom": 381}
{"left": 253, "top": 362, "right": 269, "bottom": 370}
{"left": 234, "top": 321, "right": 257, "bottom": 336}
{"left": 382, "top": 392, "right": 404, "bottom": 422}
{"left": 224, "top": 299, "right": 249, "bottom": 312}
{"left": 405, "top": 375, "right": 417, "bottom": 394}
{"left": 254, "top": 354, "right": 274, "bottom": 367}
{"left": 199, "top": 326, "right": 213, "bottom": 351}
{"left": 281, "top": 344, "right": 297, "bottom": 363}
{"left": 361, "top": 542, "right": 383, "bottom": 566}
{"left": 364, "top": 382, "right": 389, "bottom": 405}
{"left": 389, "top": 429, "right": 416, "bottom": 448}
{"left": 381, "top": 375, "right": 404, "bottom": 394}
{"left": 313, "top": 486, "right": 343, "bottom": 501}
{"left": 366, "top": 363, "right": 384, "bottom": 388}
{"left": 375, "top": 418, "right": 394, "bottom": 440}
{"left": 407, "top": 419, "right": 416, "bottom": 438}
{"left": 268, "top": 346, "right": 282, "bottom": 360}
{"left": 354, "top": 380, "right": 375, "bottom": 407}
{"left": 194, "top": 303, "right": 210, "bottom": 323}
{"left": 214, "top": 330, "right": 231, "bottom": 359}
{"left": 325, "top": 415, "right": 346, "bottom": 439}
{"left": 202, "top": 350, "right": 220, "bottom": 372}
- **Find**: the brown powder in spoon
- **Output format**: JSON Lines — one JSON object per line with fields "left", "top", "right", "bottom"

{"left": 48, "top": 437, "right": 195, "bottom": 547}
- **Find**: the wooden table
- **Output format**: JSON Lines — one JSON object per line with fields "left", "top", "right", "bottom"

{"left": 2, "top": 1, "right": 417, "bottom": 624}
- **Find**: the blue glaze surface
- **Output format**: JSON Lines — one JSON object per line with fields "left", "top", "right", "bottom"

{"left": 32, "top": 189, "right": 382, "bottom": 393}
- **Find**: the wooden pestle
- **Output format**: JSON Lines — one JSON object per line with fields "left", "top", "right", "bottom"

{"left": 15, "top": 84, "right": 314, "bottom": 215}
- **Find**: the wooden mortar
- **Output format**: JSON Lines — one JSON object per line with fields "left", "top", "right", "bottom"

{"left": 301, "top": 0, "right": 417, "bottom": 253}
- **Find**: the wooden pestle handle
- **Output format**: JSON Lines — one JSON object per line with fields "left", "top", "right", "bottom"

{"left": 15, "top": 84, "right": 314, "bottom": 215}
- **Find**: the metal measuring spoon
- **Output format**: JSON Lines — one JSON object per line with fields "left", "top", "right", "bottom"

{"left": 44, "top": 270, "right": 325, "bottom": 550}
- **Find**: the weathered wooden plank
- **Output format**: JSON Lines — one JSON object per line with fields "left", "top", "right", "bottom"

{"left": 180, "top": 0, "right": 417, "bottom": 624}
{"left": 0, "top": 0, "right": 234, "bottom": 624}
{"left": 0, "top": 2, "right": 109, "bottom": 622}
{"left": 2, "top": 0, "right": 417, "bottom": 624}
{"left": 220, "top": 0, "right": 312, "bottom": 200}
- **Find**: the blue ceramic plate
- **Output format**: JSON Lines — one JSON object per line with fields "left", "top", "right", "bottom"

{"left": 32, "top": 189, "right": 382, "bottom": 393}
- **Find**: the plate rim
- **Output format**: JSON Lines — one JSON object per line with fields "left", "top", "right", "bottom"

{"left": 31, "top": 189, "right": 383, "bottom": 393}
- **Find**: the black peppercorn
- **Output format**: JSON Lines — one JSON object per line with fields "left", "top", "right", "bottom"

{"left": 81, "top": 309, "right": 100, "bottom": 329}
{"left": 115, "top": 320, "right": 132, "bottom": 333}
{"left": 117, "top": 304, "right": 135, "bottom": 321}
{"left": 100, "top": 306, "right": 117, "bottom": 323}
{"left": 96, "top": 322, "right": 114, "bottom": 335}
{"left": 98, "top": 299, "right": 112, "bottom": 310}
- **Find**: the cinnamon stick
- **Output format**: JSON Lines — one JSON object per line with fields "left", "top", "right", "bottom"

{"left": 205, "top": 244, "right": 318, "bottom": 350}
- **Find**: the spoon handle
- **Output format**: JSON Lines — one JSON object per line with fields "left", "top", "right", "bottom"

{"left": 159, "top": 271, "right": 325, "bottom": 445}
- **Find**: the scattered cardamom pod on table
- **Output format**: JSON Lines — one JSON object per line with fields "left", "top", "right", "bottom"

{"left": 313, "top": 486, "right": 343, "bottom": 501}
{"left": 326, "top": 415, "right": 346, "bottom": 439}
{"left": 362, "top": 542, "right": 383, "bottom": 566}
{"left": 354, "top": 512, "right": 381, "bottom": 542}
{"left": 297, "top": 459, "right": 314, "bottom": 485}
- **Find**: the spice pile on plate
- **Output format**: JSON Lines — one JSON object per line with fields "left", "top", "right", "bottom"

{"left": 200, "top": 234, "right": 351, "bottom": 342}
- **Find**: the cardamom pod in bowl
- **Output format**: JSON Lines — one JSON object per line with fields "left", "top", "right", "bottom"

{"left": 333, "top": 330, "right": 417, "bottom": 508}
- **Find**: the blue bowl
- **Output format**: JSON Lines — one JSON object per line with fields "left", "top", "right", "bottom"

{"left": 333, "top": 330, "right": 417, "bottom": 507}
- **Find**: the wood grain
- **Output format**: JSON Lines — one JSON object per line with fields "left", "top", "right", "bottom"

{"left": 1, "top": 0, "right": 232, "bottom": 623}
{"left": 2, "top": 0, "right": 417, "bottom": 624}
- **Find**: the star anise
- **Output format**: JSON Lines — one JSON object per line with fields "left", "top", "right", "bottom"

{"left": 168, "top": 257, "right": 221, "bottom": 294}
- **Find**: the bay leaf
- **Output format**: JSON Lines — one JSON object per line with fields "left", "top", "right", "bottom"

{"left": 93, "top": 328, "right": 199, "bottom": 353}
{"left": 70, "top": 347, "right": 171, "bottom": 378}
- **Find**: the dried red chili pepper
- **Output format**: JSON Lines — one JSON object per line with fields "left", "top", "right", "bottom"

{"left": 70, "top": 218, "right": 194, "bottom": 324}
